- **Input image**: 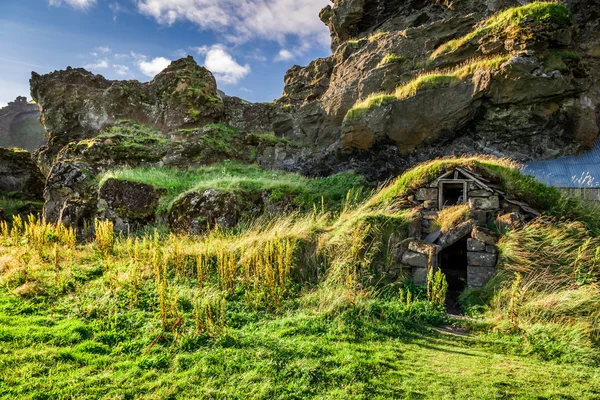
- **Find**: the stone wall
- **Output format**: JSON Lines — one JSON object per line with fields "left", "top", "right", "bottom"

{"left": 467, "top": 227, "right": 500, "bottom": 289}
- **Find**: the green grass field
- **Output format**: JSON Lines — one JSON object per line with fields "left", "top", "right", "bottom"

{"left": 1, "top": 293, "right": 599, "bottom": 399}
{"left": 2, "top": 156, "right": 600, "bottom": 399}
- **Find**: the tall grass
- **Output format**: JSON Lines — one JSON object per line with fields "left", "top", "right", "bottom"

{"left": 460, "top": 218, "right": 600, "bottom": 363}
{"left": 3, "top": 155, "right": 599, "bottom": 366}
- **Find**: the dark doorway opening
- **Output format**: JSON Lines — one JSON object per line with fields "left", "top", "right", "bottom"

{"left": 441, "top": 182, "right": 465, "bottom": 207}
{"left": 439, "top": 236, "right": 469, "bottom": 313}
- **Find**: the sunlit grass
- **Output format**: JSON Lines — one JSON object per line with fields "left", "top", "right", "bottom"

{"left": 345, "top": 55, "right": 510, "bottom": 121}
{"left": 99, "top": 161, "right": 368, "bottom": 213}
{"left": 431, "top": 2, "right": 572, "bottom": 58}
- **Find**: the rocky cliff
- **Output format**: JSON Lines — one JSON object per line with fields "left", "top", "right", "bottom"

{"left": 18, "top": 0, "right": 600, "bottom": 229}
{"left": 0, "top": 97, "right": 46, "bottom": 151}
{"left": 280, "top": 0, "right": 600, "bottom": 179}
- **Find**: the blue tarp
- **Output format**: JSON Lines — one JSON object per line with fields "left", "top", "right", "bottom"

{"left": 522, "top": 140, "right": 600, "bottom": 188}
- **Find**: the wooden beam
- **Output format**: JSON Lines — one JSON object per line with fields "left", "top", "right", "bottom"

{"left": 456, "top": 167, "right": 493, "bottom": 192}
{"left": 429, "top": 170, "right": 454, "bottom": 187}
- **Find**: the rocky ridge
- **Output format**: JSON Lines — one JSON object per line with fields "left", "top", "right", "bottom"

{"left": 281, "top": 0, "right": 600, "bottom": 179}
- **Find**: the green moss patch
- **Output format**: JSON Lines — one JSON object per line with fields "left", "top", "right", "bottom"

{"left": 543, "top": 50, "right": 583, "bottom": 73}
{"left": 79, "top": 120, "right": 170, "bottom": 162}
{"left": 378, "top": 54, "right": 406, "bottom": 67}
{"left": 0, "top": 197, "right": 43, "bottom": 220}
{"left": 432, "top": 2, "right": 573, "bottom": 58}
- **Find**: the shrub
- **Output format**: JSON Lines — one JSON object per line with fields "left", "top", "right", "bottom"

{"left": 95, "top": 219, "right": 115, "bottom": 256}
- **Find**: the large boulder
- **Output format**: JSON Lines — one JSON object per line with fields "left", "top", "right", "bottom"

{"left": 98, "top": 179, "right": 165, "bottom": 233}
{"left": 168, "top": 188, "right": 296, "bottom": 234}
{"left": 0, "top": 148, "right": 45, "bottom": 201}
{"left": 43, "top": 160, "right": 98, "bottom": 229}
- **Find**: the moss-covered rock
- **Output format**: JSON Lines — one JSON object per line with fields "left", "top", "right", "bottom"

{"left": 168, "top": 187, "right": 296, "bottom": 234}
{"left": 30, "top": 56, "right": 223, "bottom": 168}
{"left": 0, "top": 148, "right": 45, "bottom": 201}
{"left": 341, "top": 54, "right": 596, "bottom": 159}
{"left": 98, "top": 178, "right": 166, "bottom": 232}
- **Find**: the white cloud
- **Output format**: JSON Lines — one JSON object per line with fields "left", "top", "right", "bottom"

{"left": 196, "top": 44, "right": 251, "bottom": 85}
{"left": 113, "top": 64, "right": 130, "bottom": 76}
{"left": 274, "top": 49, "right": 294, "bottom": 62}
{"left": 95, "top": 46, "right": 111, "bottom": 53}
{"left": 136, "top": 0, "right": 330, "bottom": 48}
{"left": 192, "top": 46, "right": 209, "bottom": 56}
{"left": 84, "top": 59, "right": 109, "bottom": 69}
{"left": 114, "top": 53, "right": 130, "bottom": 59}
{"left": 130, "top": 51, "right": 147, "bottom": 61}
{"left": 246, "top": 50, "right": 267, "bottom": 63}
{"left": 137, "top": 57, "right": 172, "bottom": 78}
{"left": 173, "top": 49, "right": 188, "bottom": 58}
{"left": 49, "top": 0, "right": 96, "bottom": 10}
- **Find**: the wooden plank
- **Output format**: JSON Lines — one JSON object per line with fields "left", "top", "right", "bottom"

{"left": 428, "top": 170, "right": 454, "bottom": 187}
{"left": 456, "top": 167, "right": 493, "bottom": 192}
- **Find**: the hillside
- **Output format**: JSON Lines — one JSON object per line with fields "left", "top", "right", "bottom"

{"left": 0, "top": 97, "right": 45, "bottom": 151}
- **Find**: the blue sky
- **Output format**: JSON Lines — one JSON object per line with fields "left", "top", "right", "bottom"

{"left": 0, "top": 0, "right": 332, "bottom": 108}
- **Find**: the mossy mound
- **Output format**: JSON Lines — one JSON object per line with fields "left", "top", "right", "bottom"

{"left": 98, "top": 161, "right": 369, "bottom": 233}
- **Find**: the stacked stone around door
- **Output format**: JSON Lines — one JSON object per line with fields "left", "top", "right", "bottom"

{"left": 404, "top": 169, "right": 539, "bottom": 288}
{"left": 400, "top": 241, "right": 441, "bottom": 285}
{"left": 467, "top": 226, "right": 499, "bottom": 288}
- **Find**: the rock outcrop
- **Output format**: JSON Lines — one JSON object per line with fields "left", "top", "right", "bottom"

{"left": 0, "top": 97, "right": 46, "bottom": 151}
{"left": 98, "top": 179, "right": 166, "bottom": 233}
{"left": 168, "top": 188, "right": 296, "bottom": 234}
{"left": 280, "top": 1, "right": 600, "bottom": 180}
{"left": 41, "top": 121, "right": 309, "bottom": 229}
{"left": 30, "top": 57, "right": 226, "bottom": 169}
